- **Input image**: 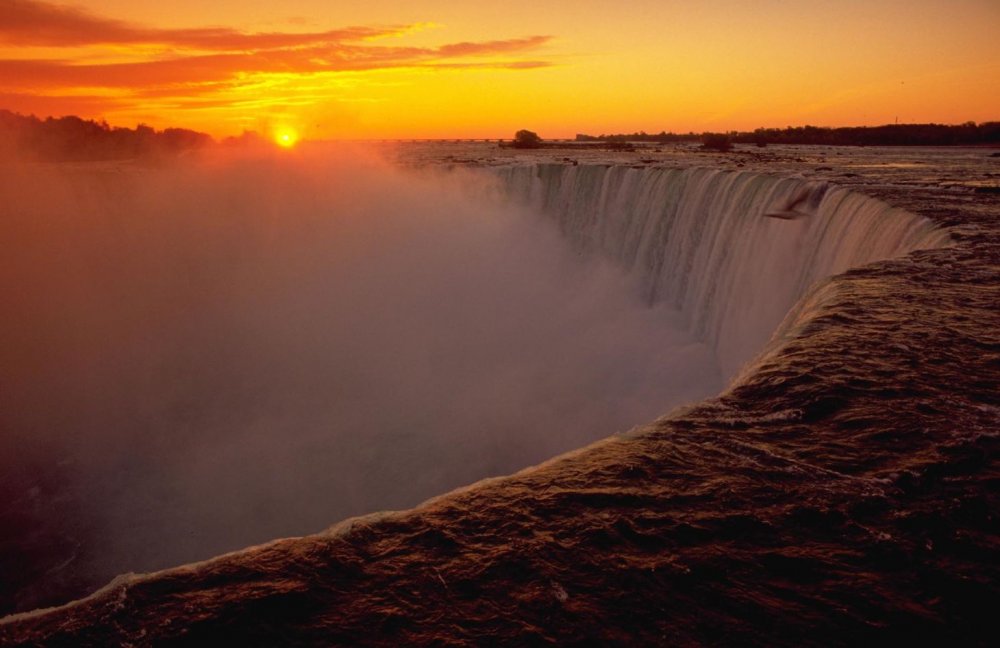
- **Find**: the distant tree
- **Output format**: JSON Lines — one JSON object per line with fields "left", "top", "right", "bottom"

{"left": 512, "top": 129, "right": 542, "bottom": 148}
{"left": 701, "top": 133, "right": 732, "bottom": 152}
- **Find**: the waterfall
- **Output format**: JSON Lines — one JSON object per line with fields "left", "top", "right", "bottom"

{"left": 497, "top": 164, "right": 950, "bottom": 378}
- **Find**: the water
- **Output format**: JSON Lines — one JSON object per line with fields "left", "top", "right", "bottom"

{"left": 2, "top": 143, "right": 998, "bottom": 645}
{"left": 0, "top": 147, "right": 727, "bottom": 613}
{"left": 496, "top": 163, "right": 948, "bottom": 376}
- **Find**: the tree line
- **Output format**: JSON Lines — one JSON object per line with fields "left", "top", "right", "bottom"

{"left": 575, "top": 122, "right": 1000, "bottom": 147}
{"left": 0, "top": 110, "right": 212, "bottom": 161}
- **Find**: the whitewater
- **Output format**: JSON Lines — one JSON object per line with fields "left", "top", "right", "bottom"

{"left": 1, "top": 143, "right": 997, "bottom": 646}
{"left": 496, "top": 163, "right": 948, "bottom": 377}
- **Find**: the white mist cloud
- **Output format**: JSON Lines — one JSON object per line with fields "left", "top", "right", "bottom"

{"left": 0, "top": 145, "right": 721, "bottom": 582}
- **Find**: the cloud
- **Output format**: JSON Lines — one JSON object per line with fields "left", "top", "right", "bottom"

{"left": 0, "top": 0, "right": 411, "bottom": 49}
{"left": 436, "top": 36, "right": 552, "bottom": 57}
{"left": 0, "top": 40, "right": 555, "bottom": 91}
{"left": 427, "top": 60, "right": 555, "bottom": 71}
{"left": 0, "top": 1, "right": 554, "bottom": 120}
{"left": 0, "top": 150, "right": 721, "bottom": 590}
{"left": 0, "top": 1, "right": 550, "bottom": 64}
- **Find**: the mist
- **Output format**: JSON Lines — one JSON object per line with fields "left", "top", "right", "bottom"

{"left": 0, "top": 145, "right": 721, "bottom": 587}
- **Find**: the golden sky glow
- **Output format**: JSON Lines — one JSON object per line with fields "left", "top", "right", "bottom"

{"left": 1, "top": 0, "right": 998, "bottom": 139}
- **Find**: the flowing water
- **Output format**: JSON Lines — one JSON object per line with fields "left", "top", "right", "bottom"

{"left": 2, "top": 143, "right": 998, "bottom": 645}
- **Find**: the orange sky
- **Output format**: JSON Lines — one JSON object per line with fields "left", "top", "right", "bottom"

{"left": 1, "top": 0, "right": 998, "bottom": 139}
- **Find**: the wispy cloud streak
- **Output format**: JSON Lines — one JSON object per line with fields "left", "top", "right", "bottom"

{"left": 0, "top": 0, "right": 413, "bottom": 49}
{"left": 0, "top": 0, "right": 554, "bottom": 125}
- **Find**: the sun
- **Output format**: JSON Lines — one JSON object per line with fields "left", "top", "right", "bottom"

{"left": 274, "top": 128, "right": 299, "bottom": 148}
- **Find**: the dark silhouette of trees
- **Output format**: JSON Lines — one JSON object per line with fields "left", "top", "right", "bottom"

{"left": 732, "top": 122, "right": 1000, "bottom": 146}
{"left": 0, "top": 110, "right": 212, "bottom": 161}
{"left": 573, "top": 122, "right": 1000, "bottom": 147}
{"left": 701, "top": 133, "right": 733, "bottom": 152}
{"left": 576, "top": 130, "right": 698, "bottom": 144}
{"left": 512, "top": 129, "right": 542, "bottom": 148}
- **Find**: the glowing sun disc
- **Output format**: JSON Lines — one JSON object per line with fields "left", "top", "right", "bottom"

{"left": 275, "top": 129, "right": 298, "bottom": 148}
